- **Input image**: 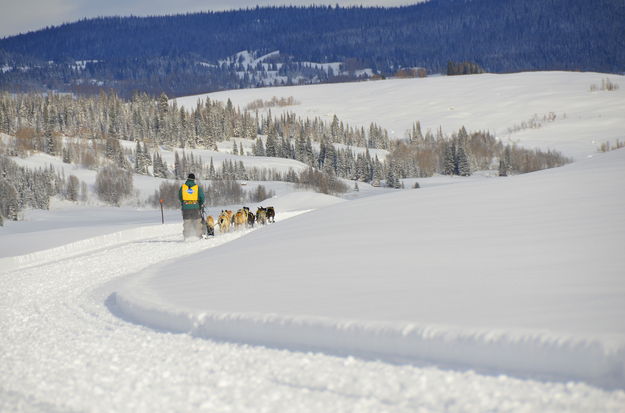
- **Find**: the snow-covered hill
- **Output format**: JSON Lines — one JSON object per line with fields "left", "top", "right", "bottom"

{"left": 176, "top": 71, "right": 625, "bottom": 160}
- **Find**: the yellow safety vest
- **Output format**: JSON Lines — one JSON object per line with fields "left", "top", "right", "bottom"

{"left": 181, "top": 184, "right": 199, "bottom": 202}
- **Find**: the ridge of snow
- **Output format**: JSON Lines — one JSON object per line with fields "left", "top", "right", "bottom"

{"left": 113, "top": 292, "right": 625, "bottom": 389}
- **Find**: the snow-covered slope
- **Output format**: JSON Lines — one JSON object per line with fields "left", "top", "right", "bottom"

{"left": 113, "top": 149, "right": 625, "bottom": 389}
{"left": 175, "top": 71, "right": 625, "bottom": 160}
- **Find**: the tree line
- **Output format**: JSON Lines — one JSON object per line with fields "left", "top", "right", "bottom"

{"left": 0, "top": 90, "right": 571, "bottom": 182}
{"left": 0, "top": 90, "right": 572, "bottom": 220}
{"left": 0, "top": 91, "right": 391, "bottom": 153}
{"left": 148, "top": 166, "right": 347, "bottom": 211}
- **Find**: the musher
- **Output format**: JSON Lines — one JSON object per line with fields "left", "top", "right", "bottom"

{"left": 178, "top": 173, "right": 205, "bottom": 240}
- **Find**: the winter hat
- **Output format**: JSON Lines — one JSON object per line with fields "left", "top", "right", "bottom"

{"left": 187, "top": 173, "right": 195, "bottom": 180}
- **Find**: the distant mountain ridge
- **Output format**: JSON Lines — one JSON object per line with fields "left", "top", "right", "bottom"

{"left": 0, "top": 0, "right": 623, "bottom": 97}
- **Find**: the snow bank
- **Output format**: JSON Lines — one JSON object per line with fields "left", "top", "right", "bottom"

{"left": 112, "top": 149, "right": 625, "bottom": 389}
{"left": 113, "top": 292, "right": 625, "bottom": 389}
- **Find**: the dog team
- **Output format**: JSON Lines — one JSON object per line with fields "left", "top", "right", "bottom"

{"left": 206, "top": 206, "right": 275, "bottom": 235}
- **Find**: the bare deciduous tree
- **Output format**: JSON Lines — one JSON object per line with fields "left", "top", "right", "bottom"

{"left": 95, "top": 165, "right": 134, "bottom": 206}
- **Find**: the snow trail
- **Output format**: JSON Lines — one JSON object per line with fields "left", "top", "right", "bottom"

{"left": 0, "top": 223, "right": 179, "bottom": 271}
{"left": 1, "top": 218, "right": 624, "bottom": 411}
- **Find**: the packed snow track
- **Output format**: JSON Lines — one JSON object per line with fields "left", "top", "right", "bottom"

{"left": 1, "top": 220, "right": 624, "bottom": 412}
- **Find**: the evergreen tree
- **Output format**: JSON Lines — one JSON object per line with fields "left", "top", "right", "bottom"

{"left": 265, "top": 125, "right": 278, "bottom": 157}
{"left": 104, "top": 136, "right": 117, "bottom": 159}
{"left": 499, "top": 146, "right": 512, "bottom": 176}
{"left": 324, "top": 143, "right": 337, "bottom": 174}
{"left": 305, "top": 137, "right": 314, "bottom": 165}
{"left": 0, "top": 178, "right": 19, "bottom": 220}
{"left": 443, "top": 142, "right": 457, "bottom": 175}
{"left": 330, "top": 115, "right": 341, "bottom": 143}
{"left": 134, "top": 141, "right": 147, "bottom": 174}
{"left": 410, "top": 121, "right": 424, "bottom": 143}
{"left": 157, "top": 92, "right": 169, "bottom": 135}
{"left": 116, "top": 149, "right": 130, "bottom": 170}
{"left": 208, "top": 157, "right": 216, "bottom": 179}
{"left": 237, "top": 160, "right": 247, "bottom": 180}
{"left": 253, "top": 137, "right": 265, "bottom": 156}
{"left": 142, "top": 142, "right": 152, "bottom": 167}
{"left": 66, "top": 175, "right": 80, "bottom": 201}
{"left": 456, "top": 140, "right": 471, "bottom": 176}
{"left": 498, "top": 159, "right": 507, "bottom": 177}
{"left": 152, "top": 152, "right": 169, "bottom": 178}
{"left": 152, "top": 152, "right": 162, "bottom": 177}
{"left": 42, "top": 105, "right": 58, "bottom": 156}
{"left": 174, "top": 151, "right": 183, "bottom": 179}
{"left": 62, "top": 147, "right": 71, "bottom": 164}
{"left": 372, "top": 155, "right": 383, "bottom": 183}
{"left": 385, "top": 159, "right": 400, "bottom": 188}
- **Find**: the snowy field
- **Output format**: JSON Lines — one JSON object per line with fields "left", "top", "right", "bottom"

{"left": 176, "top": 71, "right": 625, "bottom": 160}
{"left": 2, "top": 72, "right": 625, "bottom": 411}
{"left": 1, "top": 152, "right": 624, "bottom": 411}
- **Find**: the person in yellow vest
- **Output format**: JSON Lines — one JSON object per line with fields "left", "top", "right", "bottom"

{"left": 178, "top": 173, "right": 205, "bottom": 240}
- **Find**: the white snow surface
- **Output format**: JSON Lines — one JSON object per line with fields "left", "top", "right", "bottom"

{"left": 112, "top": 149, "right": 625, "bottom": 392}
{"left": 175, "top": 71, "right": 625, "bottom": 160}
{"left": 2, "top": 171, "right": 625, "bottom": 413}
{"left": 0, "top": 205, "right": 179, "bottom": 260}
{"left": 3, "top": 73, "right": 625, "bottom": 411}
{"left": 2, "top": 172, "right": 625, "bottom": 411}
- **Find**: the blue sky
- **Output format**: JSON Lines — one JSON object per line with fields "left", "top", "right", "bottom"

{"left": 0, "top": 0, "right": 423, "bottom": 38}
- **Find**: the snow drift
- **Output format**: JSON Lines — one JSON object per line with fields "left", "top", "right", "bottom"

{"left": 114, "top": 294, "right": 625, "bottom": 389}
{"left": 113, "top": 150, "right": 625, "bottom": 389}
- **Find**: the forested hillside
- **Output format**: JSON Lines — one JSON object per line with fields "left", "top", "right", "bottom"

{"left": 0, "top": 89, "right": 572, "bottom": 220}
{"left": 1, "top": 0, "right": 623, "bottom": 97}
